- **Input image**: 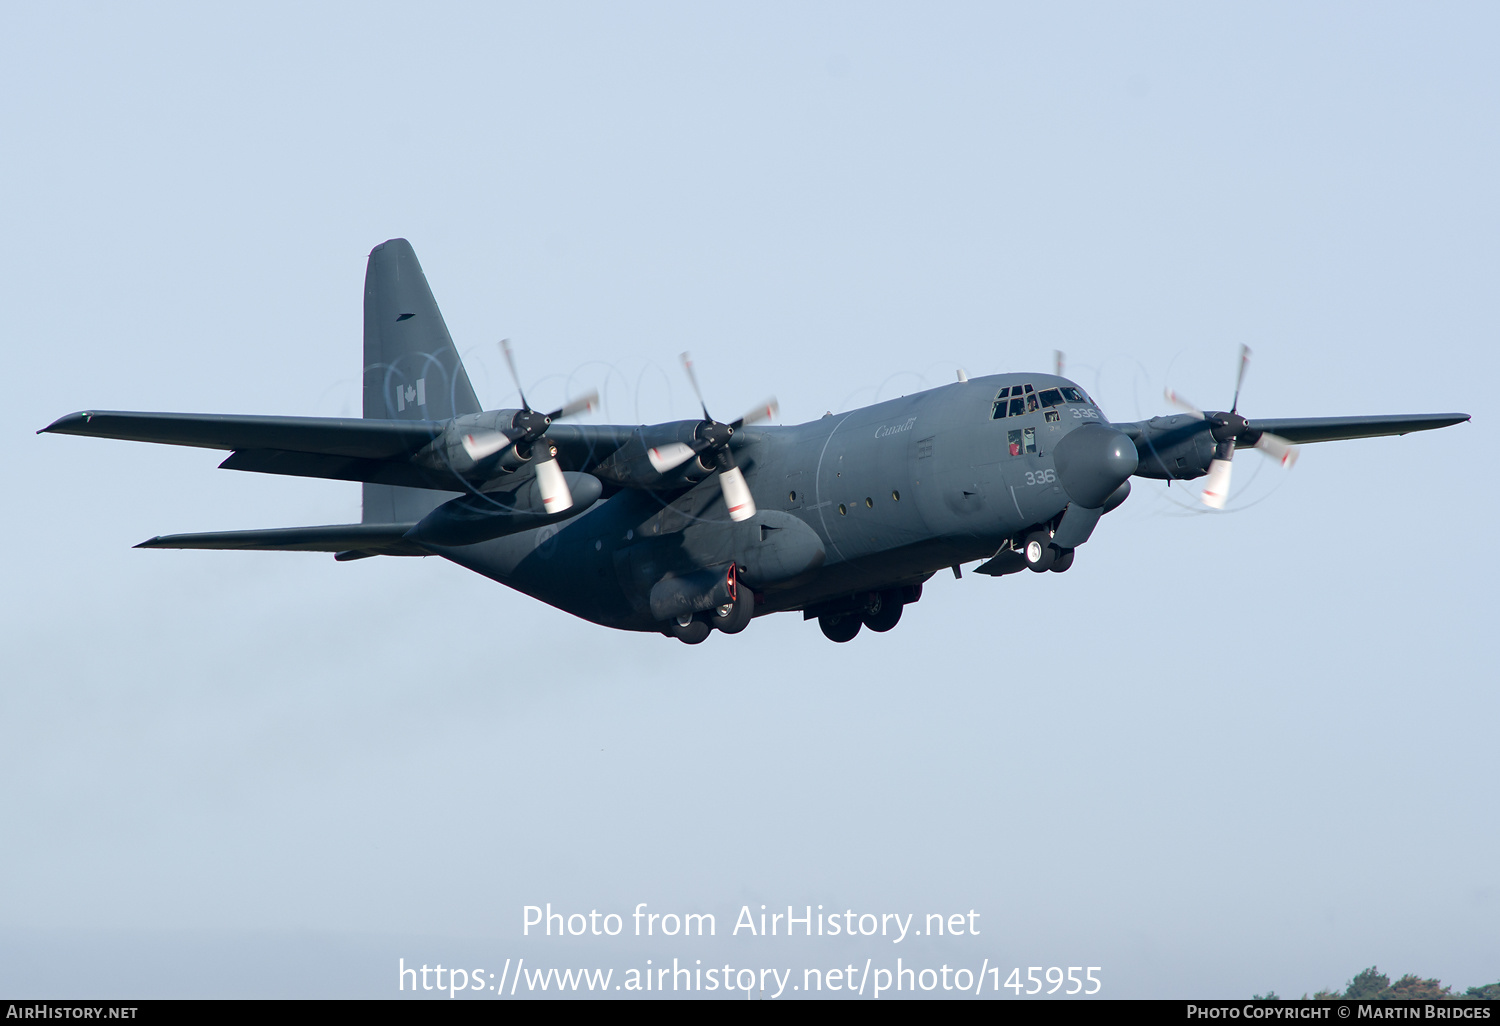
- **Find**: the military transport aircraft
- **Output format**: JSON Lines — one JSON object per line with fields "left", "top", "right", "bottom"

{"left": 41, "top": 239, "right": 1470, "bottom": 643}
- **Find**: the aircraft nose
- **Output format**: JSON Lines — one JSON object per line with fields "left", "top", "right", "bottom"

{"left": 1052, "top": 425, "right": 1139, "bottom": 509}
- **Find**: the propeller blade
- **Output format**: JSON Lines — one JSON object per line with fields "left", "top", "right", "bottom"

{"left": 1164, "top": 388, "right": 1207, "bottom": 420}
{"left": 533, "top": 447, "right": 574, "bottom": 514}
{"left": 1231, "top": 344, "right": 1251, "bottom": 413}
{"left": 1200, "top": 457, "right": 1233, "bottom": 509}
{"left": 718, "top": 459, "right": 756, "bottom": 522}
{"left": 499, "top": 338, "right": 530, "bottom": 411}
{"left": 546, "top": 389, "right": 599, "bottom": 422}
{"left": 730, "top": 398, "right": 779, "bottom": 430}
{"left": 679, "top": 352, "right": 711, "bottom": 421}
{"left": 1254, "top": 431, "right": 1299, "bottom": 469}
{"left": 646, "top": 441, "right": 698, "bottom": 474}
{"left": 461, "top": 429, "right": 514, "bottom": 461}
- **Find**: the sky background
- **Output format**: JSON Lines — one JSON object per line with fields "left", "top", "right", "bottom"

{"left": 2, "top": 1, "right": 1495, "bottom": 1000}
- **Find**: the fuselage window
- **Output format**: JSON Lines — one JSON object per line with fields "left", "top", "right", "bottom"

{"left": 1007, "top": 427, "right": 1038, "bottom": 456}
{"left": 1045, "top": 409, "right": 1060, "bottom": 423}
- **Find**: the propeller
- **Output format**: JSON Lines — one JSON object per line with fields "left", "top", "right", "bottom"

{"left": 644, "top": 352, "right": 777, "bottom": 522}
{"left": 458, "top": 339, "right": 598, "bottom": 513}
{"left": 1163, "top": 345, "right": 1299, "bottom": 509}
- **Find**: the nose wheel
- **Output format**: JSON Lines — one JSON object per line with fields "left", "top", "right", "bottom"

{"left": 1022, "top": 531, "right": 1057, "bottom": 572}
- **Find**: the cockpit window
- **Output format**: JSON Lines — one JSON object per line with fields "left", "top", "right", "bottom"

{"left": 996, "top": 382, "right": 1095, "bottom": 421}
{"left": 993, "top": 384, "right": 1038, "bottom": 419}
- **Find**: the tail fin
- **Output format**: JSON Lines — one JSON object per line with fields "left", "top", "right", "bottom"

{"left": 361, "top": 239, "right": 482, "bottom": 524}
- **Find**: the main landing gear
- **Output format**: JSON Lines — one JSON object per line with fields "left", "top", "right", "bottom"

{"left": 661, "top": 583, "right": 755, "bottom": 644}
{"left": 815, "top": 584, "right": 919, "bottom": 642}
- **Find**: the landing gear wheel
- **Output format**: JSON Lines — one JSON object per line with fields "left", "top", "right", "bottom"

{"left": 711, "top": 588, "right": 754, "bottom": 634}
{"left": 1023, "top": 531, "right": 1057, "bottom": 573}
{"left": 818, "top": 613, "right": 862, "bottom": 643}
{"left": 1049, "top": 548, "right": 1075, "bottom": 573}
{"left": 664, "top": 613, "right": 710, "bottom": 645}
{"left": 862, "top": 590, "right": 903, "bottom": 632}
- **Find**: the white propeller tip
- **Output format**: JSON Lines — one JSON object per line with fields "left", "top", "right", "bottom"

{"left": 646, "top": 442, "right": 697, "bottom": 475}
{"left": 719, "top": 464, "right": 756, "bottom": 522}
{"left": 535, "top": 457, "right": 573, "bottom": 514}
{"left": 1200, "top": 458, "right": 1233, "bottom": 509}
{"left": 461, "top": 430, "right": 511, "bottom": 461}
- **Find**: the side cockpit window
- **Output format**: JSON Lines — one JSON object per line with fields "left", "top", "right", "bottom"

{"left": 1007, "top": 427, "right": 1037, "bottom": 456}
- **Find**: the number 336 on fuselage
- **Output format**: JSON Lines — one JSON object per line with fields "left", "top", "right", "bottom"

{"left": 41, "top": 239, "right": 1470, "bottom": 644}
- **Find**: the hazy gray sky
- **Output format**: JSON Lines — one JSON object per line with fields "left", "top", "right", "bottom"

{"left": 2, "top": 1, "right": 1494, "bottom": 999}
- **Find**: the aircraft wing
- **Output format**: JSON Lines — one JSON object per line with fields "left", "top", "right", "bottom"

{"left": 40, "top": 410, "right": 642, "bottom": 489}
{"left": 1240, "top": 413, "right": 1470, "bottom": 445}
{"left": 40, "top": 411, "right": 442, "bottom": 456}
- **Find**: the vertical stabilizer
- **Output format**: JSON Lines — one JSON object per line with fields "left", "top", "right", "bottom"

{"left": 361, "top": 239, "right": 481, "bottom": 523}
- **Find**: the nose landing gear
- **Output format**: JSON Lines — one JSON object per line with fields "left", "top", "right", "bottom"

{"left": 1021, "top": 530, "right": 1074, "bottom": 573}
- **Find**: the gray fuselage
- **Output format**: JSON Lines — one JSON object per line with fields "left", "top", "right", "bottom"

{"left": 434, "top": 373, "right": 1102, "bottom": 631}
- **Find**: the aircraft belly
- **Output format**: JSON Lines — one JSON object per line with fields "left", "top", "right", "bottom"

{"left": 426, "top": 499, "right": 643, "bottom": 630}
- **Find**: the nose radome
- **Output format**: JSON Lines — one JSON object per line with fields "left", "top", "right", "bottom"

{"left": 1052, "top": 425, "right": 1139, "bottom": 509}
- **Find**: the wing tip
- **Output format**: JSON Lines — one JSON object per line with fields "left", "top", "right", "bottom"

{"left": 38, "top": 412, "right": 93, "bottom": 435}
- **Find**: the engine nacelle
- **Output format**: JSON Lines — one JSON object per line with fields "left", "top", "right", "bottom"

{"left": 592, "top": 421, "right": 714, "bottom": 489}
{"left": 411, "top": 410, "right": 529, "bottom": 477}
{"left": 1125, "top": 415, "right": 1216, "bottom": 480}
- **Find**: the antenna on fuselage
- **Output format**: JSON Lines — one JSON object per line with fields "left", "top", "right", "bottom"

{"left": 956, "top": 369, "right": 968, "bottom": 383}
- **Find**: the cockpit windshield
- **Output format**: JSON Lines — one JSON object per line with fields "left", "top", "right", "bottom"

{"left": 992, "top": 383, "right": 1093, "bottom": 419}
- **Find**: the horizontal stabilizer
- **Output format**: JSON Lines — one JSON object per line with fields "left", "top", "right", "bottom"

{"left": 136, "top": 523, "right": 424, "bottom": 558}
